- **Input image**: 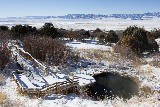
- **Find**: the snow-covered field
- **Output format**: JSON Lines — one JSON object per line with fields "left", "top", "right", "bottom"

{"left": 66, "top": 40, "right": 113, "bottom": 51}
{"left": 1, "top": 78, "right": 159, "bottom": 107}
{"left": 0, "top": 18, "right": 160, "bottom": 106}
{"left": 0, "top": 18, "right": 160, "bottom": 31}
{"left": 0, "top": 40, "right": 160, "bottom": 107}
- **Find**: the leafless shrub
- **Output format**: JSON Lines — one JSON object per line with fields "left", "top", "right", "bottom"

{"left": 0, "top": 31, "right": 12, "bottom": 40}
{"left": 23, "top": 36, "right": 77, "bottom": 66}
{"left": 0, "top": 40, "right": 11, "bottom": 70}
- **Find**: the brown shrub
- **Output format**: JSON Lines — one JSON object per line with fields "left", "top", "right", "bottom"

{"left": 0, "top": 40, "right": 11, "bottom": 70}
{"left": 116, "top": 26, "right": 159, "bottom": 54}
{"left": 0, "top": 31, "right": 13, "bottom": 40}
{"left": 23, "top": 36, "right": 76, "bottom": 66}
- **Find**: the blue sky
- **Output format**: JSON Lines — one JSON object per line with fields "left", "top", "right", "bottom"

{"left": 0, "top": 0, "right": 159, "bottom": 17}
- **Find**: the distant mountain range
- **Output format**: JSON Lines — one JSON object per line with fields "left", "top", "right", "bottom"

{"left": 4, "top": 12, "right": 160, "bottom": 20}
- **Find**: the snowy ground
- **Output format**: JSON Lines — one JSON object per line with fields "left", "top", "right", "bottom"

{"left": 0, "top": 40, "right": 160, "bottom": 107}
{"left": 66, "top": 40, "right": 113, "bottom": 51}
{"left": 0, "top": 77, "right": 159, "bottom": 107}
{"left": 0, "top": 18, "right": 160, "bottom": 31}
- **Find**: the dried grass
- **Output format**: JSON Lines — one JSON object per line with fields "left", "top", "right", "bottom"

{"left": 148, "top": 52, "right": 160, "bottom": 67}
{"left": 0, "top": 98, "right": 25, "bottom": 107}
{"left": 139, "top": 86, "right": 153, "bottom": 96}
{"left": 77, "top": 49, "right": 111, "bottom": 61}
{"left": 0, "top": 75, "right": 3, "bottom": 81}
{"left": 0, "top": 92, "right": 6, "bottom": 104}
{"left": 130, "top": 57, "right": 142, "bottom": 70}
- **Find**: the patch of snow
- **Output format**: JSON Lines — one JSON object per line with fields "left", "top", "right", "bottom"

{"left": 13, "top": 72, "right": 39, "bottom": 89}
{"left": 155, "top": 38, "right": 160, "bottom": 45}
{"left": 43, "top": 74, "right": 68, "bottom": 85}
{"left": 74, "top": 74, "right": 96, "bottom": 86}
{"left": 66, "top": 42, "right": 112, "bottom": 51}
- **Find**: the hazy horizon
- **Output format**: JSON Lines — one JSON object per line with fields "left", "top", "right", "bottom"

{"left": 0, "top": 0, "right": 160, "bottom": 18}
{"left": 2, "top": 11, "right": 160, "bottom": 17}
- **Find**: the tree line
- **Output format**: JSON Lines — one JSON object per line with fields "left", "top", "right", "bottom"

{"left": 0, "top": 23, "right": 160, "bottom": 60}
